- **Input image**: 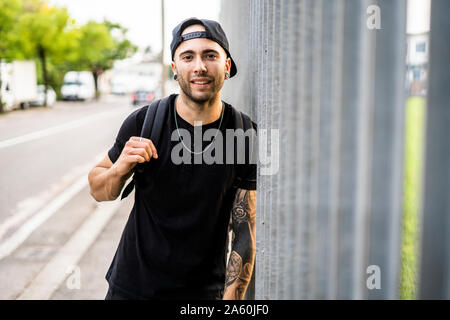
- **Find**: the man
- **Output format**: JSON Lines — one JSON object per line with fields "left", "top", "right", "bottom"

{"left": 88, "top": 17, "right": 256, "bottom": 300}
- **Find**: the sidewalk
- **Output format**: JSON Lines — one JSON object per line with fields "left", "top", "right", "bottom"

{"left": 51, "top": 194, "right": 132, "bottom": 300}
{"left": 0, "top": 181, "right": 133, "bottom": 300}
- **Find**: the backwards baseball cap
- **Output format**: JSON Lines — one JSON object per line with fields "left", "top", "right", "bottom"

{"left": 170, "top": 17, "right": 237, "bottom": 78}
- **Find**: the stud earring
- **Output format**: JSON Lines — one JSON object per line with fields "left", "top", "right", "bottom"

{"left": 225, "top": 72, "right": 230, "bottom": 79}
{"left": 174, "top": 74, "right": 178, "bottom": 80}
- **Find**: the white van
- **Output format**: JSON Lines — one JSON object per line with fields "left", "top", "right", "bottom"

{"left": 61, "top": 71, "right": 95, "bottom": 101}
{"left": 1, "top": 60, "right": 38, "bottom": 111}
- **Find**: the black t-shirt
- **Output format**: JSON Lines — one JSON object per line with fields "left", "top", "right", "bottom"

{"left": 106, "top": 94, "right": 256, "bottom": 299}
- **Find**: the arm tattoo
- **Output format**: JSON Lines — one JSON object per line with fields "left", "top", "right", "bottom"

{"left": 223, "top": 189, "right": 256, "bottom": 299}
{"left": 225, "top": 251, "right": 242, "bottom": 287}
{"left": 232, "top": 191, "right": 250, "bottom": 224}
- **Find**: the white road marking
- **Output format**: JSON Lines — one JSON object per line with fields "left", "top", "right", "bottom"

{"left": 0, "top": 174, "right": 88, "bottom": 261}
{"left": 17, "top": 199, "right": 122, "bottom": 300}
{"left": 0, "top": 152, "right": 105, "bottom": 242}
{"left": 0, "top": 151, "right": 108, "bottom": 261}
{"left": 0, "top": 109, "right": 124, "bottom": 150}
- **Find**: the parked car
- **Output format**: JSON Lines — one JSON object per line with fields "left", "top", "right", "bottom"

{"left": 30, "top": 85, "right": 57, "bottom": 107}
{"left": 61, "top": 71, "right": 95, "bottom": 101}
{"left": 132, "top": 90, "right": 155, "bottom": 106}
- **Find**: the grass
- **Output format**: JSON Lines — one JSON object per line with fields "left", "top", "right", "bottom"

{"left": 399, "top": 96, "right": 426, "bottom": 300}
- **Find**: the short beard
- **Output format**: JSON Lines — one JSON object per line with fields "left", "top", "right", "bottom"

{"left": 177, "top": 73, "right": 223, "bottom": 104}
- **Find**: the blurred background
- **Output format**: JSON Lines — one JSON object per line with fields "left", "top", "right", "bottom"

{"left": 0, "top": 0, "right": 448, "bottom": 300}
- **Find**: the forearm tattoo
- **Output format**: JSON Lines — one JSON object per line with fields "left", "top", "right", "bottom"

{"left": 233, "top": 190, "right": 250, "bottom": 223}
{"left": 225, "top": 251, "right": 242, "bottom": 287}
{"left": 224, "top": 189, "right": 256, "bottom": 299}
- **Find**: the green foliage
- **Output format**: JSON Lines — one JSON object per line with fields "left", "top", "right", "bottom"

{"left": 75, "top": 21, "right": 115, "bottom": 70}
{"left": 35, "top": 57, "right": 67, "bottom": 99}
{"left": 102, "top": 19, "right": 138, "bottom": 65}
{"left": 10, "top": 0, "right": 78, "bottom": 104}
{"left": 69, "top": 19, "right": 137, "bottom": 95}
{"left": 0, "top": 0, "right": 23, "bottom": 60}
{"left": 0, "top": 0, "right": 24, "bottom": 111}
{"left": 1, "top": 0, "right": 137, "bottom": 100}
{"left": 400, "top": 97, "right": 426, "bottom": 299}
{"left": 16, "top": 0, "right": 76, "bottom": 59}
{"left": 69, "top": 19, "right": 137, "bottom": 74}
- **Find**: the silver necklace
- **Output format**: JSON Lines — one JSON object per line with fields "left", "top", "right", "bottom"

{"left": 174, "top": 96, "right": 225, "bottom": 155}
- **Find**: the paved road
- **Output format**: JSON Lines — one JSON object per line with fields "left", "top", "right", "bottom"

{"left": 0, "top": 95, "right": 137, "bottom": 234}
{"left": 0, "top": 95, "right": 139, "bottom": 299}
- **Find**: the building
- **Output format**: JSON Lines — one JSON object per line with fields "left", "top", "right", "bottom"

{"left": 406, "top": 32, "right": 429, "bottom": 96}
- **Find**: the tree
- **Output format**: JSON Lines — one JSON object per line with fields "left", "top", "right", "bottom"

{"left": 0, "top": 0, "right": 23, "bottom": 112}
{"left": 1, "top": 1, "right": 137, "bottom": 107}
{"left": 103, "top": 20, "right": 138, "bottom": 61}
{"left": 17, "top": 0, "right": 77, "bottom": 106}
{"left": 74, "top": 21, "right": 114, "bottom": 97}
{"left": 74, "top": 20, "right": 137, "bottom": 97}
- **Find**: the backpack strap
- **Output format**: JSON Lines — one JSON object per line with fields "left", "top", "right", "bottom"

{"left": 120, "top": 96, "right": 171, "bottom": 200}
{"left": 136, "top": 95, "right": 171, "bottom": 173}
{"left": 234, "top": 107, "right": 256, "bottom": 160}
{"left": 234, "top": 106, "right": 244, "bottom": 131}
{"left": 232, "top": 107, "right": 257, "bottom": 187}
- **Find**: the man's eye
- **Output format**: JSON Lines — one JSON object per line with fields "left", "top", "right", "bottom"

{"left": 207, "top": 54, "right": 217, "bottom": 59}
{"left": 183, "top": 55, "right": 192, "bottom": 60}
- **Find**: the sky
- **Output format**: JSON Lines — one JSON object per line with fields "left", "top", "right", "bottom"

{"left": 407, "top": 0, "right": 430, "bottom": 34}
{"left": 48, "top": 0, "right": 221, "bottom": 63}
{"left": 48, "top": 0, "right": 430, "bottom": 62}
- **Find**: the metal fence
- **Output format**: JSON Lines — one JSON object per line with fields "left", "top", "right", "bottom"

{"left": 418, "top": 0, "right": 450, "bottom": 300}
{"left": 220, "top": 0, "right": 449, "bottom": 299}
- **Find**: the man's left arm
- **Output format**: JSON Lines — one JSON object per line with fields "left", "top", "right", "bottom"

{"left": 223, "top": 188, "right": 256, "bottom": 300}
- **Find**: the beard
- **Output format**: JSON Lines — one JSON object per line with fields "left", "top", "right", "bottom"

{"left": 177, "top": 72, "right": 224, "bottom": 104}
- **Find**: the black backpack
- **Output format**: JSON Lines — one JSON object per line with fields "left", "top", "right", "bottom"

{"left": 120, "top": 94, "right": 255, "bottom": 200}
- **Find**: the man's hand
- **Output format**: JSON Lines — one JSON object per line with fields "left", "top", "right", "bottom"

{"left": 223, "top": 189, "right": 256, "bottom": 300}
{"left": 88, "top": 136, "right": 158, "bottom": 202}
{"left": 113, "top": 136, "right": 158, "bottom": 177}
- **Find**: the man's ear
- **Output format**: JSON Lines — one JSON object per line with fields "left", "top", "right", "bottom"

{"left": 171, "top": 61, "right": 177, "bottom": 75}
{"left": 225, "top": 57, "right": 231, "bottom": 74}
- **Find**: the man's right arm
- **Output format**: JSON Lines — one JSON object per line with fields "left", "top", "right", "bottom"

{"left": 88, "top": 137, "right": 158, "bottom": 202}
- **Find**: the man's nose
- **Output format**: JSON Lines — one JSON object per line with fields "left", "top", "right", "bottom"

{"left": 193, "top": 56, "right": 207, "bottom": 74}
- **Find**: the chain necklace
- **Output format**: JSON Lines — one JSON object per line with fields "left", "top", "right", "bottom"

{"left": 174, "top": 95, "right": 225, "bottom": 155}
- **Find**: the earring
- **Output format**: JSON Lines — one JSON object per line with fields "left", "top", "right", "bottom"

{"left": 225, "top": 72, "right": 230, "bottom": 79}
{"left": 174, "top": 74, "right": 178, "bottom": 80}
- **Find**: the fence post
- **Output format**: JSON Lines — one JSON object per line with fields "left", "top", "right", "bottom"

{"left": 419, "top": 0, "right": 450, "bottom": 300}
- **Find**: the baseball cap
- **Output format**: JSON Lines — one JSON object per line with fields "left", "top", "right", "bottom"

{"left": 170, "top": 17, "right": 237, "bottom": 78}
